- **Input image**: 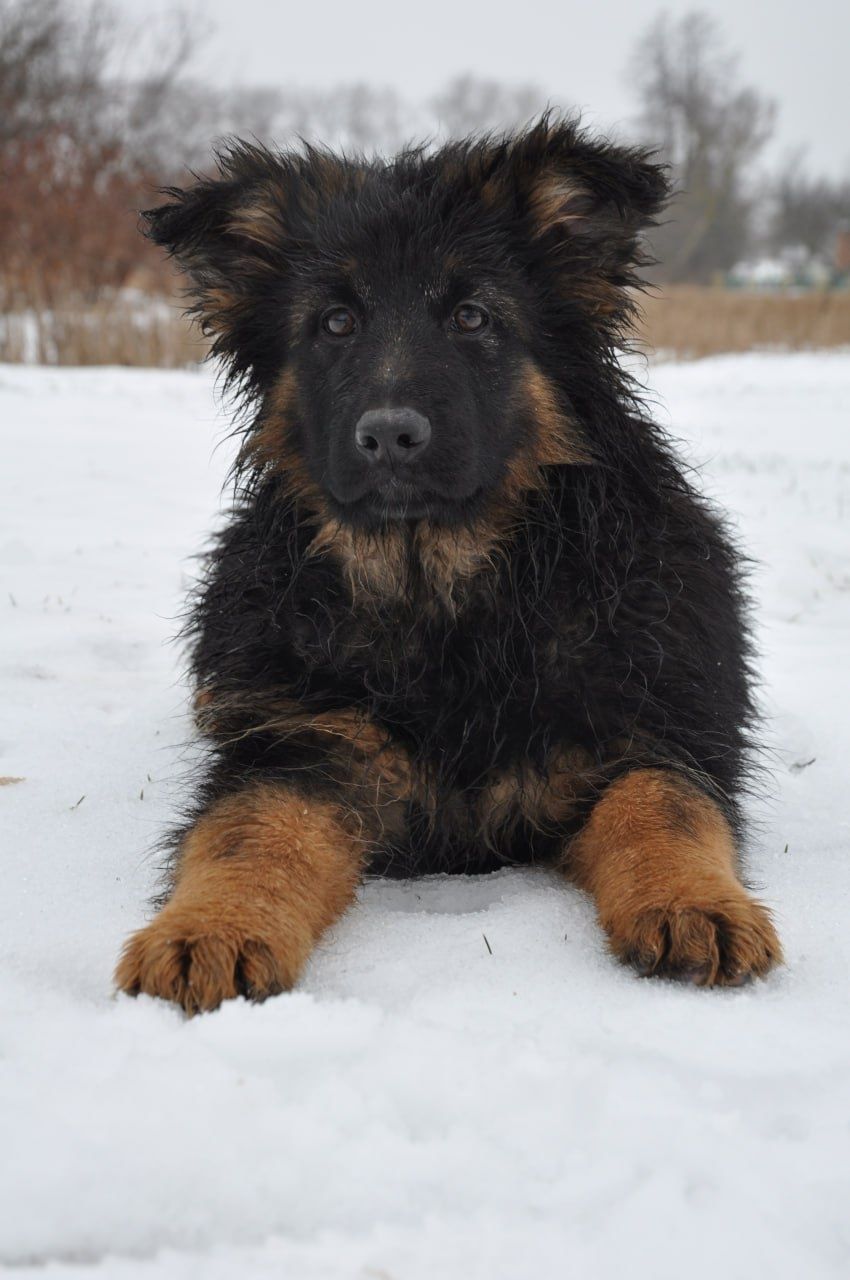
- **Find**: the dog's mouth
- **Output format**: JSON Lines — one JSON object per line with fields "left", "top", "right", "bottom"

{"left": 361, "top": 477, "right": 434, "bottom": 522}
{"left": 335, "top": 476, "right": 485, "bottom": 527}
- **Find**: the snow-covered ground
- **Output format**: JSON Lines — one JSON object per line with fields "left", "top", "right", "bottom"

{"left": 1, "top": 354, "right": 849, "bottom": 1279}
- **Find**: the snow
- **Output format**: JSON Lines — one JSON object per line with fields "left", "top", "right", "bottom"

{"left": 1, "top": 353, "right": 849, "bottom": 1278}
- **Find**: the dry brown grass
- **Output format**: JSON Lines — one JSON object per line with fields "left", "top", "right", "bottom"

{"left": 2, "top": 285, "right": 849, "bottom": 368}
{"left": 0, "top": 295, "right": 206, "bottom": 367}
{"left": 637, "top": 285, "right": 850, "bottom": 359}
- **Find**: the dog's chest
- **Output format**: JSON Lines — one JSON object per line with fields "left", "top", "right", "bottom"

{"left": 290, "top": 584, "right": 589, "bottom": 776}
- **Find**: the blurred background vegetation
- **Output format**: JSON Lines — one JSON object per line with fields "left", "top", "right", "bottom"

{"left": 1, "top": 0, "right": 848, "bottom": 364}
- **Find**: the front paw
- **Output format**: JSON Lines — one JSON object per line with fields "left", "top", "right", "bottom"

{"left": 609, "top": 893, "right": 782, "bottom": 987}
{"left": 115, "top": 906, "right": 301, "bottom": 1014}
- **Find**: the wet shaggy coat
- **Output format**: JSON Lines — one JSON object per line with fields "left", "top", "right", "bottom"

{"left": 113, "top": 119, "right": 784, "bottom": 1014}
{"left": 144, "top": 120, "right": 756, "bottom": 881}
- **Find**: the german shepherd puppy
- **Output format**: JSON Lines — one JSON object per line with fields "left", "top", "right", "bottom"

{"left": 115, "top": 118, "right": 781, "bottom": 1013}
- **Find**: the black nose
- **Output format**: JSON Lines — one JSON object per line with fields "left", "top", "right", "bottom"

{"left": 354, "top": 408, "right": 431, "bottom": 466}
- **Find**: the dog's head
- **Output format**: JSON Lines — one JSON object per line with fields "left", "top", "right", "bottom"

{"left": 145, "top": 118, "right": 666, "bottom": 529}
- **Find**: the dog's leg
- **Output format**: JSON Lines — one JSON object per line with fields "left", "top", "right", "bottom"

{"left": 566, "top": 769, "right": 781, "bottom": 986}
{"left": 115, "top": 784, "right": 365, "bottom": 1013}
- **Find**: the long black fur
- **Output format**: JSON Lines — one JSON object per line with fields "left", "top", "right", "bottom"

{"left": 145, "top": 117, "right": 756, "bottom": 880}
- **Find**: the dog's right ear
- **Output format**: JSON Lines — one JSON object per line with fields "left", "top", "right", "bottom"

{"left": 141, "top": 144, "right": 300, "bottom": 380}
{"left": 143, "top": 142, "right": 363, "bottom": 387}
{"left": 142, "top": 178, "right": 242, "bottom": 269}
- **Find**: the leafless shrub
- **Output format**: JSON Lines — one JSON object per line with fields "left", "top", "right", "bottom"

{"left": 1, "top": 3, "right": 158, "bottom": 306}
{"left": 630, "top": 11, "right": 775, "bottom": 282}
{"left": 430, "top": 76, "right": 549, "bottom": 137}
{"left": 770, "top": 156, "right": 850, "bottom": 259}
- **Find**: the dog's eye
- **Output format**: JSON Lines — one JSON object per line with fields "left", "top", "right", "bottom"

{"left": 322, "top": 307, "right": 357, "bottom": 337}
{"left": 451, "top": 303, "right": 489, "bottom": 335}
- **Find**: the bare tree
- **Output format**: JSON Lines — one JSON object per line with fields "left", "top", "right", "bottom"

{"left": 267, "top": 83, "right": 414, "bottom": 155}
{"left": 629, "top": 11, "right": 775, "bottom": 281}
{"left": 0, "top": 0, "right": 79, "bottom": 143}
{"left": 770, "top": 153, "right": 850, "bottom": 259}
{"left": 431, "top": 75, "right": 548, "bottom": 138}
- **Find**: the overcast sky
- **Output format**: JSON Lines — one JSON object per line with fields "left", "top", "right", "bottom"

{"left": 109, "top": 0, "right": 848, "bottom": 177}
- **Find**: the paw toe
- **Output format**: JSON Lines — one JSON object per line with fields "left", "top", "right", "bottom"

{"left": 615, "top": 895, "right": 781, "bottom": 987}
{"left": 115, "top": 918, "right": 291, "bottom": 1014}
{"left": 234, "top": 940, "right": 285, "bottom": 1002}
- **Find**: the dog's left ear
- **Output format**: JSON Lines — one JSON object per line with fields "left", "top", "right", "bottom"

{"left": 505, "top": 118, "right": 669, "bottom": 286}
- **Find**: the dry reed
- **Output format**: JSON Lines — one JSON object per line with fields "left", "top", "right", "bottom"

{"left": 1, "top": 286, "right": 849, "bottom": 368}
{"left": 637, "top": 285, "right": 850, "bottom": 359}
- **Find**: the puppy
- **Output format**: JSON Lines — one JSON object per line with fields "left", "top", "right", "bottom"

{"left": 116, "top": 118, "right": 781, "bottom": 1012}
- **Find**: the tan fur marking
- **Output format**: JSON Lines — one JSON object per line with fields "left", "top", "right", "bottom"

{"left": 479, "top": 173, "right": 505, "bottom": 208}
{"left": 480, "top": 747, "right": 596, "bottom": 845}
{"left": 568, "top": 277, "right": 624, "bottom": 318}
{"left": 228, "top": 200, "right": 282, "bottom": 250}
{"left": 243, "top": 369, "right": 331, "bottom": 515}
{"left": 415, "top": 522, "right": 508, "bottom": 602}
{"left": 193, "top": 284, "right": 244, "bottom": 340}
{"left": 529, "top": 175, "right": 589, "bottom": 238}
{"left": 195, "top": 695, "right": 420, "bottom": 839}
{"left": 243, "top": 367, "right": 299, "bottom": 470}
{"left": 115, "top": 785, "right": 365, "bottom": 1013}
{"left": 193, "top": 687, "right": 214, "bottom": 714}
{"left": 309, "top": 522, "right": 407, "bottom": 600}
{"left": 203, "top": 285, "right": 238, "bottom": 316}
{"left": 255, "top": 701, "right": 415, "bottom": 797}
{"left": 306, "top": 519, "right": 509, "bottom": 611}
{"left": 310, "top": 155, "right": 366, "bottom": 203}
{"left": 509, "top": 363, "right": 592, "bottom": 486}
{"left": 498, "top": 362, "right": 591, "bottom": 507}
{"left": 527, "top": 176, "right": 628, "bottom": 316}
{"left": 566, "top": 769, "right": 782, "bottom": 985}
